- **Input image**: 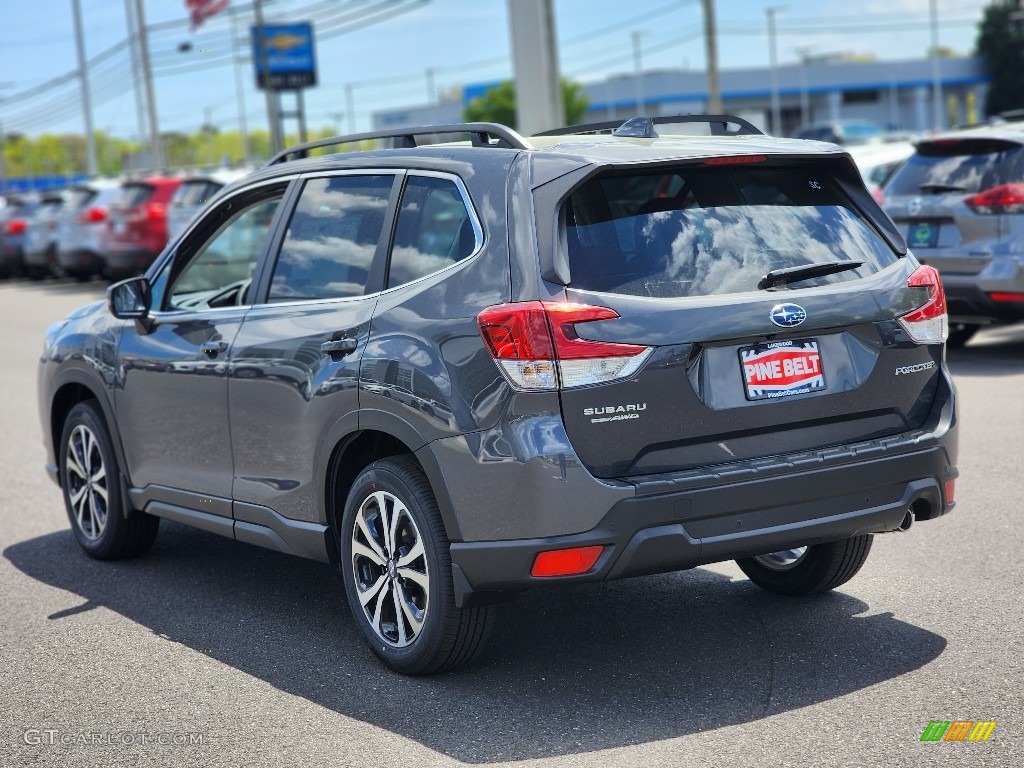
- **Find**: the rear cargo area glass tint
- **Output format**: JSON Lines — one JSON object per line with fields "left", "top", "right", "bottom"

{"left": 564, "top": 166, "right": 897, "bottom": 298}
{"left": 887, "top": 141, "right": 1024, "bottom": 197}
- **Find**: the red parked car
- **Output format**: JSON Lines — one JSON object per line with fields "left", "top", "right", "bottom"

{"left": 101, "top": 176, "right": 181, "bottom": 279}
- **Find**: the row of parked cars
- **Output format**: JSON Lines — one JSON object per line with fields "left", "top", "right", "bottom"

{"left": 0, "top": 168, "right": 248, "bottom": 282}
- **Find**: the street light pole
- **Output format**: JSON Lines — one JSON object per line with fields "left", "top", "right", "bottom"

{"left": 702, "top": 0, "right": 722, "bottom": 113}
{"left": 929, "top": 0, "right": 944, "bottom": 131}
{"left": 71, "top": 0, "right": 98, "bottom": 176}
{"left": 632, "top": 30, "right": 647, "bottom": 116}
{"left": 133, "top": 0, "right": 163, "bottom": 171}
{"left": 793, "top": 45, "right": 814, "bottom": 126}
{"left": 766, "top": 5, "right": 785, "bottom": 135}
{"left": 228, "top": 3, "right": 251, "bottom": 163}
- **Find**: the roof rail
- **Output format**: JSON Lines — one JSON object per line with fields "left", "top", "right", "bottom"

{"left": 266, "top": 122, "right": 533, "bottom": 166}
{"left": 535, "top": 114, "right": 763, "bottom": 138}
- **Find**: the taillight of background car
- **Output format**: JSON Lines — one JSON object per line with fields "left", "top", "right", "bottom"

{"left": 5, "top": 219, "right": 27, "bottom": 235}
{"left": 964, "top": 183, "right": 1024, "bottom": 215}
{"left": 77, "top": 207, "right": 107, "bottom": 224}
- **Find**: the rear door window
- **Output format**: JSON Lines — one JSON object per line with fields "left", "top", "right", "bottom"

{"left": 887, "top": 140, "right": 1024, "bottom": 196}
{"left": 268, "top": 175, "right": 394, "bottom": 301}
{"left": 65, "top": 187, "right": 97, "bottom": 211}
{"left": 386, "top": 175, "right": 478, "bottom": 289}
{"left": 565, "top": 166, "right": 898, "bottom": 298}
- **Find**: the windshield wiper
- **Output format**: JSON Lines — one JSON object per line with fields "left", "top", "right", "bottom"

{"left": 758, "top": 261, "right": 863, "bottom": 290}
{"left": 919, "top": 183, "right": 966, "bottom": 193}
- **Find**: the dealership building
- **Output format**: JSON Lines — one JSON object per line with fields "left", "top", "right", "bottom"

{"left": 372, "top": 55, "right": 989, "bottom": 136}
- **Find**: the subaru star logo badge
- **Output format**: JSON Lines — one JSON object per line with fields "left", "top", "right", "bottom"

{"left": 769, "top": 303, "right": 807, "bottom": 328}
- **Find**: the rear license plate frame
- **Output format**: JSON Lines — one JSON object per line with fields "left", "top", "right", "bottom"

{"left": 740, "top": 339, "right": 826, "bottom": 401}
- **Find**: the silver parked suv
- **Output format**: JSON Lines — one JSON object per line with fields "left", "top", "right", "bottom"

{"left": 884, "top": 122, "right": 1024, "bottom": 345}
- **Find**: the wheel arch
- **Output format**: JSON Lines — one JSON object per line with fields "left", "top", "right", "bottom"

{"left": 50, "top": 370, "right": 128, "bottom": 488}
{"left": 324, "top": 413, "right": 462, "bottom": 563}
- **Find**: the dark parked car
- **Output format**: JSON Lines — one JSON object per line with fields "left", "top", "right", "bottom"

{"left": 883, "top": 123, "right": 1024, "bottom": 345}
{"left": 101, "top": 176, "right": 181, "bottom": 280}
{"left": 57, "top": 179, "right": 123, "bottom": 281}
{"left": 39, "top": 117, "right": 959, "bottom": 675}
{"left": 0, "top": 194, "right": 30, "bottom": 278}
{"left": 24, "top": 191, "right": 69, "bottom": 279}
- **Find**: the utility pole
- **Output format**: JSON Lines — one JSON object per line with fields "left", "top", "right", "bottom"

{"left": 228, "top": 3, "right": 251, "bottom": 163}
{"left": 345, "top": 84, "right": 356, "bottom": 134}
{"left": 507, "top": 0, "right": 563, "bottom": 134}
{"left": 702, "top": 0, "right": 722, "bottom": 113}
{"left": 929, "top": 0, "right": 944, "bottom": 132}
{"left": 794, "top": 45, "right": 814, "bottom": 126}
{"left": 766, "top": 5, "right": 785, "bottom": 135}
{"left": 71, "top": 0, "right": 98, "bottom": 176}
{"left": 632, "top": 31, "right": 646, "bottom": 116}
{"left": 124, "top": 0, "right": 148, "bottom": 162}
{"left": 425, "top": 67, "right": 436, "bottom": 103}
{"left": 254, "top": 0, "right": 281, "bottom": 155}
{"left": 133, "top": 0, "right": 163, "bottom": 171}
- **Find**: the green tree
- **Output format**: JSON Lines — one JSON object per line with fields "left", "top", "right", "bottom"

{"left": 975, "top": 0, "right": 1024, "bottom": 116}
{"left": 463, "top": 79, "right": 589, "bottom": 129}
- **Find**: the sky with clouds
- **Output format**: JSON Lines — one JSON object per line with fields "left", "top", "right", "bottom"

{"left": 0, "top": 0, "right": 993, "bottom": 139}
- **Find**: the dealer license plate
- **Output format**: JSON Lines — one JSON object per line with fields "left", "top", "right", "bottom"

{"left": 740, "top": 339, "right": 826, "bottom": 401}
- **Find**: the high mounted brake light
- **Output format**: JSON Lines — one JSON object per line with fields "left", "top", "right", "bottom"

{"left": 478, "top": 302, "right": 652, "bottom": 390}
{"left": 702, "top": 155, "right": 767, "bottom": 166}
{"left": 898, "top": 265, "right": 948, "bottom": 344}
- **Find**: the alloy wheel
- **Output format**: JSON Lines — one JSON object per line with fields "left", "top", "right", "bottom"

{"left": 752, "top": 546, "right": 808, "bottom": 571}
{"left": 65, "top": 424, "right": 108, "bottom": 540}
{"left": 350, "top": 490, "right": 430, "bottom": 648}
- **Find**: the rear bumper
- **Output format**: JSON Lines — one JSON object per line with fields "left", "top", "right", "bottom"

{"left": 58, "top": 248, "right": 104, "bottom": 273}
{"left": 943, "top": 282, "right": 1024, "bottom": 325}
{"left": 450, "top": 437, "right": 957, "bottom": 606}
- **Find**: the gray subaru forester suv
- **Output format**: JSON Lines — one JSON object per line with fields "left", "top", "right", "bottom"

{"left": 883, "top": 122, "right": 1024, "bottom": 346}
{"left": 38, "top": 116, "right": 959, "bottom": 674}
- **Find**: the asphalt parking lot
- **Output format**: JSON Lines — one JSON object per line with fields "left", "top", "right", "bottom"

{"left": 1, "top": 279, "right": 1021, "bottom": 768}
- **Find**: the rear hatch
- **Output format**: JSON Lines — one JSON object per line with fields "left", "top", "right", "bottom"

{"left": 107, "top": 182, "right": 157, "bottom": 247}
{"left": 539, "top": 157, "right": 947, "bottom": 478}
{"left": 168, "top": 178, "right": 222, "bottom": 242}
{"left": 884, "top": 136, "right": 1024, "bottom": 275}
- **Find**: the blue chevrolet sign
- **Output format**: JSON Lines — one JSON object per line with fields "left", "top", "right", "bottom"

{"left": 252, "top": 22, "right": 317, "bottom": 89}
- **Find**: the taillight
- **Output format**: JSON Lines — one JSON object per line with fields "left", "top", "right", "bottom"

{"left": 145, "top": 202, "right": 166, "bottom": 221}
{"left": 964, "top": 183, "right": 1024, "bottom": 215}
{"left": 77, "top": 206, "right": 107, "bottom": 224}
{"left": 477, "top": 302, "right": 653, "bottom": 390}
{"left": 5, "top": 219, "right": 26, "bottom": 235}
{"left": 989, "top": 292, "right": 1024, "bottom": 303}
{"left": 898, "top": 265, "right": 948, "bottom": 344}
{"left": 531, "top": 546, "right": 604, "bottom": 577}
{"left": 871, "top": 187, "right": 885, "bottom": 206}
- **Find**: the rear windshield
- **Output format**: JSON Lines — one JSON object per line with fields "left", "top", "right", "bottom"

{"left": 66, "top": 187, "right": 97, "bottom": 210}
{"left": 564, "top": 166, "right": 897, "bottom": 298}
{"left": 112, "top": 183, "right": 154, "bottom": 209}
{"left": 887, "top": 141, "right": 1024, "bottom": 196}
{"left": 171, "top": 180, "right": 219, "bottom": 207}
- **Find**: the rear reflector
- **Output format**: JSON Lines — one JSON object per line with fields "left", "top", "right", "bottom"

{"left": 944, "top": 479, "right": 956, "bottom": 505}
{"left": 898, "top": 265, "right": 948, "bottom": 344}
{"left": 478, "top": 302, "right": 652, "bottom": 390}
{"left": 531, "top": 546, "right": 604, "bottom": 577}
{"left": 964, "top": 183, "right": 1024, "bottom": 215}
{"left": 989, "top": 292, "right": 1024, "bottom": 303}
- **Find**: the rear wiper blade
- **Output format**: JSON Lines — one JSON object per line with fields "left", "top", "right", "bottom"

{"left": 919, "top": 183, "right": 966, "bottom": 193}
{"left": 758, "top": 261, "right": 863, "bottom": 290}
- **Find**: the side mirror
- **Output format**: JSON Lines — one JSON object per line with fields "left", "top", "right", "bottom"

{"left": 107, "top": 276, "right": 152, "bottom": 320}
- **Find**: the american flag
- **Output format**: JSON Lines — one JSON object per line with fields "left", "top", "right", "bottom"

{"left": 186, "top": 0, "right": 230, "bottom": 30}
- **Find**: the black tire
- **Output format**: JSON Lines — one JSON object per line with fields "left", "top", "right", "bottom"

{"left": 735, "top": 535, "right": 873, "bottom": 596}
{"left": 339, "top": 456, "right": 494, "bottom": 675}
{"left": 946, "top": 323, "right": 979, "bottom": 348}
{"left": 58, "top": 401, "right": 159, "bottom": 560}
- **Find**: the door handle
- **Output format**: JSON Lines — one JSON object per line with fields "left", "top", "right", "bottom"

{"left": 321, "top": 337, "right": 358, "bottom": 359}
{"left": 200, "top": 340, "right": 228, "bottom": 356}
